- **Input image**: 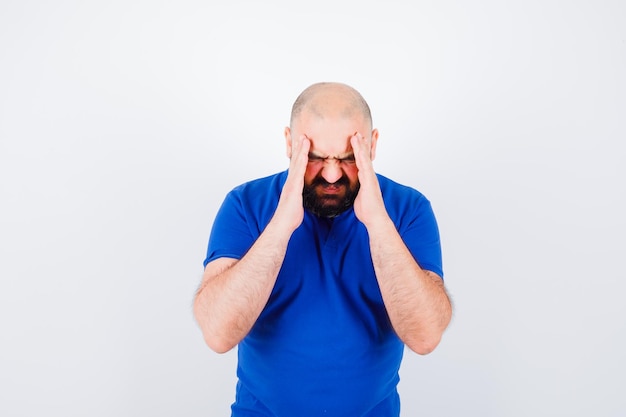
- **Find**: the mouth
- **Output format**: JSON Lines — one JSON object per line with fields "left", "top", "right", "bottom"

{"left": 320, "top": 184, "right": 344, "bottom": 194}
{"left": 317, "top": 184, "right": 344, "bottom": 195}
{"left": 302, "top": 178, "right": 358, "bottom": 218}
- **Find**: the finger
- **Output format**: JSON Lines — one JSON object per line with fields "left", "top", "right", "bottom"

{"left": 350, "top": 133, "right": 363, "bottom": 159}
{"left": 361, "top": 132, "right": 373, "bottom": 159}
{"left": 289, "top": 135, "right": 309, "bottom": 177}
{"left": 289, "top": 135, "right": 303, "bottom": 164}
{"left": 290, "top": 133, "right": 302, "bottom": 159}
{"left": 297, "top": 136, "right": 310, "bottom": 166}
{"left": 351, "top": 133, "right": 373, "bottom": 172}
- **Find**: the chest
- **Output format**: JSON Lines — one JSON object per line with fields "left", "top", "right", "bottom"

{"left": 272, "top": 214, "right": 383, "bottom": 311}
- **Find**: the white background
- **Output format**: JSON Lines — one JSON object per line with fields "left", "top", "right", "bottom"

{"left": 1, "top": 1, "right": 624, "bottom": 416}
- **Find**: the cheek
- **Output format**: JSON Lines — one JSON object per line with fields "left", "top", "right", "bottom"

{"left": 303, "top": 166, "right": 319, "bottom": 185}
{"left": 344, "top": 167, "right": 359, "bottom": 185}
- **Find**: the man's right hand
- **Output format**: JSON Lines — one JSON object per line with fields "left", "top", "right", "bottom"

{"left": 273, "top": 135, "right": 310, "bottom": 233}
{"left": 195, "top": 134, "right": 310, "bottom": 353}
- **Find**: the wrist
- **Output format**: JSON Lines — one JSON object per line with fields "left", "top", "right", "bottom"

{"left": 362, "top": 212, "right": 394, "bottom": 234}
{"left": 267, "top": 210, "right": 301, "bottom": 238}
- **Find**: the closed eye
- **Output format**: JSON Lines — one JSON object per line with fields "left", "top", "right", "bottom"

{"left": 307, "top": 153, "right": 356, "bottom": 166}
{"left": 308, "top": 154, "right": 326, "bottom": 163}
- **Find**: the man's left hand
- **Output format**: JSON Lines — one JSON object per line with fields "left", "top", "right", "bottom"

{"left": 351, "top": 132, "right": 389, "bottom": 228}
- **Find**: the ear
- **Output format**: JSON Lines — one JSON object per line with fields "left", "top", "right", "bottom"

{"left": 284, "top": 127, "right": 292, "bottom": 158}
{"left": 369, "top": 128, "right": 379, "bottom": 161}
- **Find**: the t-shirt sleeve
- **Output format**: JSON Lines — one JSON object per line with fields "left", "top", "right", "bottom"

{"left": 203, "top": 189, "right": 256, "bottom": 267}
{"left": 400, "top": 195, "right": 444, "bottom": 279}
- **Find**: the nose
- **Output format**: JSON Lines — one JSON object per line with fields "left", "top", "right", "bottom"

{"left": 320, "top": 160, "right": 343, "bottom": 184}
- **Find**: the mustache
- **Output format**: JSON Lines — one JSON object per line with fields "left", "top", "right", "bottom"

{"left": 310, "top": 175, "right": 350, "bottom": 188}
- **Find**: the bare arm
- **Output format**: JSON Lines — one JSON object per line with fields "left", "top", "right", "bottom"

{"left": 193, "top": 136, "right": 310, "bottom": 353}
{"left": 351, "top": 133, "right": 452, "bottom": 355}
{"left": 193, "top": 222, "right": 292, "bottom": 353}
{"left": 366, "top": 217, "right": 452, "bottom": 354}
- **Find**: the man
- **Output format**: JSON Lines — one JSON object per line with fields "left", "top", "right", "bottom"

{"left": 194, "top": 82, "right": 452, "bottom": 416}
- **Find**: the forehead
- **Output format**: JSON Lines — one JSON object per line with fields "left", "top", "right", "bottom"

{"left": 296, "top": 112, "right": 366, "bottom": 155}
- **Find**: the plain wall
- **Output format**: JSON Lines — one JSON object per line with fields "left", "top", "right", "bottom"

{"left": 1, "top": 1, "right": 624, "bottom": 416}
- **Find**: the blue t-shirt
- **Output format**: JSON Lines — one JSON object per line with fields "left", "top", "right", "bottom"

{"left": 205, "top": 170, "right": 443, "bottom": 417}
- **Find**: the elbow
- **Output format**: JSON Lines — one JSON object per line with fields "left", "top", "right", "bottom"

{"left": 408, "top": 303, "right": 453, "bottom": 355}
{"left": 193, "top": 303, "right": 237, "bottom": 354}
{"left": 404, "top": 331, "right": 444, "bottom": 355}
{"left": 401, "top": 315, "right": 452, "bottom": 355}
{"left": 196, "top": 318, "right": 238, "bottom": 353}
{"left": 203, "top": 334, "right": 237, "bottom": 354}
{"left": 408, "top": 337, "right": 441, "bottom": 355}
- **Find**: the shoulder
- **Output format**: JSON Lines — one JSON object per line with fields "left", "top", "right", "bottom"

{"left": 377, "top": 174, "right": 443, "bottom": 276}
{"left": 219, "top": 170, "right": 287, "bottom": 227}
{"left": 376, "top": 173, "right": 436, "bottom": 227}
{"left": 230, "top": 170, "right": 287, "bottom": 198}
{"left": 224, "top": 171, "right": 287, "bottom": 209}
{"left": 377, "top": 173, "right": 430, "bottom": 206}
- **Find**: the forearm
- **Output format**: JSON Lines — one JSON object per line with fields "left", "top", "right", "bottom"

{"left": 367, "top": 216, "right": 452, "bottom": 355}
{"left": 193, "top": 219, "right": 293, "bottom": 353}
{"left": 194, "top": 136, "right": 310, "bottom": 353}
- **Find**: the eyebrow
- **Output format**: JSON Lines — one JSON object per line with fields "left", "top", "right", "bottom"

{"left": 308, "top": 151, "right": 355, "bottom": 160}
{"left": 303, "top": 133, "right": 356, "bottom": 160}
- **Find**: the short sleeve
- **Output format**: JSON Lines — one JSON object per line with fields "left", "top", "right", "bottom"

{"left": 378, "top": 174, "right": 444, "bottom": 279}
{"left": 203, "top": 189, "right": 256, "bottom": 267}
{"left": 401, "top": 195, "right": 443, "bottom": 279}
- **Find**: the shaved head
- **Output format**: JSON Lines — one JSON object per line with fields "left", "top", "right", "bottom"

{"left": 290, "top": 82, "right": 372, "bottom": 129}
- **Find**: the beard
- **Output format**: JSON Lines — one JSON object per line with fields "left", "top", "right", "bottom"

{"left": 302, "top": 174, "right": 360, "bottom": 218}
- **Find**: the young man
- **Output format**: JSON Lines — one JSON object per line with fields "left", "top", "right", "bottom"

{"left": 194, "top": 82, "right": 452, "bottom": 416}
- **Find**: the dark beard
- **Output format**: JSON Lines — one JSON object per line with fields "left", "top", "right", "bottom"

{"left": 302, "top": 175, "right": 360, "bottom": 218}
